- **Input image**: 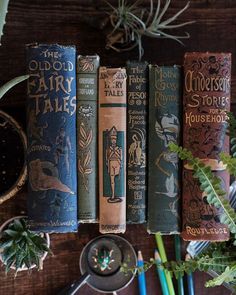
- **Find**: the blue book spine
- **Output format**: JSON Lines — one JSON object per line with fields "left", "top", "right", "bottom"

{"left": 26, "top": 44, "right": 77, "bottom": 232}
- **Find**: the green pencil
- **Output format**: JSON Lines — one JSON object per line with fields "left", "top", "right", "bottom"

{"left": 155, "top": 233, "right": 175, "bottom": 295}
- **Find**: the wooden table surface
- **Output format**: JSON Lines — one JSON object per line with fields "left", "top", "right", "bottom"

{"left": 0, "top": 1, "right": 235, "bottom": 294}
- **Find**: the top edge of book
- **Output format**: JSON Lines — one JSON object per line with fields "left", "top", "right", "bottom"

{"left": 126, "top": 60, "right": 149, "bottom": 65}
{"left": 77, "top": 55, "right": 100, "bottom": 73}
{"left": 149, "top": 64, "right": 181, "bottom": 68}
{"left": 184, "top": 52, "right": 231, "bottom": 57}
{"left": 26, "top": 43, "right": 76, "bottom": 50}
{"left": 99, "top": 67, "right": 126, "bottom": 72}
{"left": 77, "top": 54, "right": 100, "bottom": 59}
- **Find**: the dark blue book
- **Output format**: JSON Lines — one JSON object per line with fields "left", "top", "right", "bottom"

{"left": 26, "top": 44, "right": 77, "bottom": 232}
{"left": 147, "top": 65, "right": 182, "bottom": 234}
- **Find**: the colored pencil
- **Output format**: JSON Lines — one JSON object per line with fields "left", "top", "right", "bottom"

{"left": 185, "top": 254, "right": 195, "bottom": 295}
{"left": 174, "top": 235, "right": 184, "bottom": 295}
{"left": 137, "top": 251, "right": 147, "bottom": 295}
{"left": 155, "top": 233, "right": 175, "bottom": 295}
{"left": 155, "top": 249, "right": 170, "bottom": 295}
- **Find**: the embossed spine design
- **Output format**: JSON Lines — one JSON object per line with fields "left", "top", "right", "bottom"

{"left": 148, "top": 65, "right": 181, "bottom": 234}
{"left": 98, "top": 67, "right": 127, "bottom": 233}
{"left": 26, "top": 44, "right": 77, "bottom": 232}
{"left": 77, "top": 55, "right": 99, "bottom": 223}
{"left": 126, "top": 61, "right": 148, "bottom": 224}
{"left": 182, "top": 52, "right": 231, "bottom": 241}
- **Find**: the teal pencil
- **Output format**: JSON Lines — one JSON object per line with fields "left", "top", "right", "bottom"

{"left": 174, "top": 235, "right": 184, "bottom": 295}
{"left": 137, "top": 251, "right": 147, "bottom": 295}
{"left": 185, "top": 254, "right": 195, "bottom": 295}
{"left": 155, "top": 250, "right": 170, "bottom": 295}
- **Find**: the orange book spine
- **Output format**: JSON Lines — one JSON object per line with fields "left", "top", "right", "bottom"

{"left": 98, "top": 67, "right": 127, "bottom": 233}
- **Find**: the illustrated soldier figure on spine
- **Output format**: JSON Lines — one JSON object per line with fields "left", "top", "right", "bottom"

{"left": 106, "top": 126, "right": 122, "bottom": 203}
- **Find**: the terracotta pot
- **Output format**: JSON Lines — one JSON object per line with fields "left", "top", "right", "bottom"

{"left": 0, "top": 216, "right": 50, "bottom": 271}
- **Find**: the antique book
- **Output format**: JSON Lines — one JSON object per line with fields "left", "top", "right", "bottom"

{"left": 77, "top": 55, "right": 99, "bottom": 223}
{"left": 147, "top": 65, "right": 182, "bottom": 234}
{"left": 26, "top": 43, "right": 77, "bottom": 232}
{"left": 182, "top": 52, "right": 231, "bottom": 241}
{"left": 98, "top": 67, "right": 127, "bottom": 233}
{"left": 126, "top": 61, "right": 148, "bottom": 224}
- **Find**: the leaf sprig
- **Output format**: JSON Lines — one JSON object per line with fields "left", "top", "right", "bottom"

{"left": 121, "top": 242, "right": 236, "bottom": 288}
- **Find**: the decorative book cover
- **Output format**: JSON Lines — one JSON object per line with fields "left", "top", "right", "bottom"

{"left": 77, "top": 55, "right": 99, "bottom": 223}
{"left": 126, "top": 61, "right": 148, "bottom": 224}
{"left": 147, "top": 65, "right": 181, "bottom": 234}
{"left": 182, "top": 52, "right": 231, "bottom": 241}
{"left": 26, "top": 44, "right": 77, "bottom": 233}
{"left": 98, "top": 67, "right": 127, "bottom": 233}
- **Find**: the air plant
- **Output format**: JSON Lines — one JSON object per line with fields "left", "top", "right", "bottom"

{"left": 104, "top": 0, "right": 194, "bottom": 60}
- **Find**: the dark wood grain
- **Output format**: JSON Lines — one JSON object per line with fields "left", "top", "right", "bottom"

{"left": 0, "top": 0, "right": 234, "bottom": 294}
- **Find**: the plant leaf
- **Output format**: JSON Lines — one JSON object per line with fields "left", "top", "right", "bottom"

{"left": 0, "top": 75, "right": 29, "bottom": 100}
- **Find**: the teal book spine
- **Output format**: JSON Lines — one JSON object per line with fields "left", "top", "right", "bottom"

{"left": 126, "top": 61, "right": 148, "bottom": 224}
{"left": 147, "top": 65, "right": 182, "bottom": 234}
{"left": 77, "top": 55, "right": 99, "bottom": 222}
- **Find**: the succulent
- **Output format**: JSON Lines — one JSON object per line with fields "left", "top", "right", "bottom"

{"left": 0, "top": 218, "right": 50, "bottom": 274}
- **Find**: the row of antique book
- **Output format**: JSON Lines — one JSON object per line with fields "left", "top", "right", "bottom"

{"left": 26, "top": 44, "right": 231, "bottom": 241}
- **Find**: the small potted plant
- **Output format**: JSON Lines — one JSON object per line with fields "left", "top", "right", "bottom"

{"left": 0, "top": 216, "right": 50, "bottom": 274}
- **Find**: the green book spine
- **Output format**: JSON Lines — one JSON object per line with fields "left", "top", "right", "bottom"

{"left": 126, "top": 61, "right": 148, "bottom": 224}
{"left": 77, "top": 55, "right": 99, "bottom": 222}
{"left": 148, "top": 65, "right": 182, "bottom": 234}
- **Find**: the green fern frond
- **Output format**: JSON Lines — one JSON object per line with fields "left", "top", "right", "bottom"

{"left": 227, "top": 112, "right": 236, "bottom": 138}
{"left": 226, "top": 112, "right": 236, "bottom": 157}
{"left": 230, "top": 137, "right": 236, "bottom": 158}
{"left": 169, "top": 143, "right": 236, "bottom": 241}
{"left": 220, "top": 153, "right": 236, "bottom": 177}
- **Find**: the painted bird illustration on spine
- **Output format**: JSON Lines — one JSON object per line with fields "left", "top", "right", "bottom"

{"left": 26, "top": 44, "right": 77, "bottom": 233}
{"left": 126, "top": 61, "right": 148, "bottom": 224}
{"left": 99, "top": 67, "right": 127, "bottom": 234}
